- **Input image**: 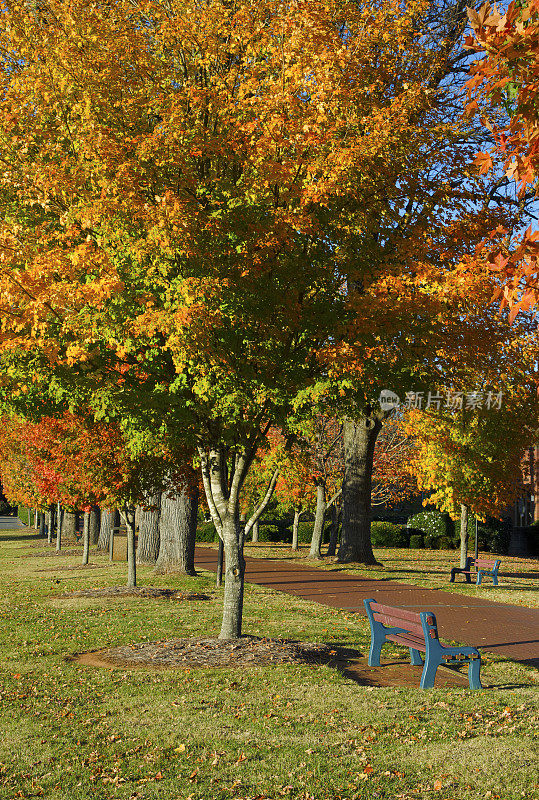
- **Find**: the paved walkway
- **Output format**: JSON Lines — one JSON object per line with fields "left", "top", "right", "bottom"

{"left": 195, "top": 547, "right": 539, "bottom": 666}
{"left": 0, "top": 516, "right": 25, "bottom": 529}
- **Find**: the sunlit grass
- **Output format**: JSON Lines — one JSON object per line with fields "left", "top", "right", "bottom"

{"left": 0, "top": 527, "right": 537, "bottom": 800}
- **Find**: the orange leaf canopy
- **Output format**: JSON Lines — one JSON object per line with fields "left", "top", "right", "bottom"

{"left": 0, "top": 0, "right": 511, "bottom": 437}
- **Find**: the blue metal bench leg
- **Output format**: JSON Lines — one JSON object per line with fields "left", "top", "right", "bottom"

{"left": 409, "top": 648, "right": 423, "bottom": 666}
{"left": 476, "top": 572, "right": 482, "bottom": 586}
{"left": 419, "top": 657, "right": 439, "bottom": 689}
{"left": 368, "top": 630, "right": 386, "bottom": 667}
{"left": 492, "top": 574, "right": 498, "bottom": 586}
{"left": 468, "top": 659, "right": 482, "bottom": 690}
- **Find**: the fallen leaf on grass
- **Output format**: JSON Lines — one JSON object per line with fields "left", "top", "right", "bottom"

{"left": 174, "top": 744, "right": 186, "bottom": 753}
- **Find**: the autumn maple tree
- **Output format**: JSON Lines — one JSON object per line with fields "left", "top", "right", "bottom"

{"left": 0, "top": 411, "right": 163, "bottom": 582}
{"left": 465, "top": 0, "right": 539, "bottom": 314}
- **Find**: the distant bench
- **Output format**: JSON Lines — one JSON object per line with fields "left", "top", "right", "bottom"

{"left": 449, "top": 556, "right": 501, "bottom": 586}
{"left": 363, "top": 599, "right": 482, "bottom": 690}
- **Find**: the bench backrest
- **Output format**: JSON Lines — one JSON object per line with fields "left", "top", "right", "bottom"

{"left": 470, "top": 558, "right": 500, "bottom": 569}
{"left": 365, "top": 600, "right": 439, "bottom": 641}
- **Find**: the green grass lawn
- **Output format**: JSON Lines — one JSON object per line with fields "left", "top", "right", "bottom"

{"left": 0, "top": 527, "right": 538, "bottom": 800}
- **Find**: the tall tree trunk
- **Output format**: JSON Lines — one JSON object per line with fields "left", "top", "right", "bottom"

{"left": 199, "top": 449, "right": 278, "bottom": 640}
{"left": 137, "top": 493, "right": 161, "bottom": 565}
{"left": 61, "top": 510, "right": 77, "bottom": 543}
{"left": 120, "top": 506, "right": 137, "bottom": 588}
{"left": 34, "top": 508, "right": 39, "bottom": 530}
{"left": 220, "top": 515, "right": 245, "bottom": 639}
{"left": 97, "top": 509, "right": 119, "bottom": 551}
{"left": 309, "top": 483, "right": 326, "bottom": 559}
{"left": 89, "top": 506, "right": 101, "bottom": 545}
{"left": 337, "top": 413, "right": 382, "bottom": 564}
{"left": 155, "top": 484, "right": 199, "bottom": 575}
{"left": 216, "top": 537, "right": 224, "bottom": 588}
{"left": 56, "top": 504, "right": 62, "bottom": 552}
{"left": 82, "top": 511, "right": 90, "bottom": 565}
{"left": 460, "top": 503, "right": 469, "bottom": 569}
{"left": 292, "top": 507, "right": 301, "bottom": 551}
{"left": 39, "top": 511, "right": 46, "bottom": 538}
{"left": 326, "top": 503, "right": 340, "bottom": 557}
{"left": 46, "top": 506, "right": 54, "bottom": 544}
{"left": 252, "top": 518, "right": 259, "bottom": 542}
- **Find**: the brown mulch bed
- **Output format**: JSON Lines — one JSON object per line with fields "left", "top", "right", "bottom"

{"left": 59, "top": 586, "right": 211, "bottom": 600}
{"left": 67, "top": 636, "right": 474, "bottom": 688}
{"left": 68, "top": 636, "right": 335, "bottom": 670}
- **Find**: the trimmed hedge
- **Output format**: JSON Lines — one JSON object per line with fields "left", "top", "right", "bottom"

{"left": 409, "top": 534, "right": 424, "bottom": 549}
{"left": 370, "top": 521, "right": 409, "bottom": 548}
{"left": 196, "top": 521, "right": 218, "bottom": 542}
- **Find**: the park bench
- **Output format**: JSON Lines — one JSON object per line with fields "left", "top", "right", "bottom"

{"left": 449, "top": 556, "right": 501, "bottom": 586}
{"left": 363, "top": 598, "right": 482, "bottom": 690}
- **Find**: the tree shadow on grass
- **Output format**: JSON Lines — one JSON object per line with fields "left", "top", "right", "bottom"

{"left": 0, "top": 532, "right": 43, "bottom": 542}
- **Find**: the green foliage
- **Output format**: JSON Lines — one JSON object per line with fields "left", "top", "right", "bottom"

{"left": 437, "top": 535, "right": 454, "bottom": 550}
{"left": 256, "top": 523, "right": 284, "bottom": 543}
{"left": 370, "top": 521, "right": 409, "bottom": 547}
{"left": 196, "top": 521, "right": 218, "bottom": 543}
{"left": 407, "top": 510, "right": 454, "bottom": 542}
{"left": 409, "top": 534, "right": 424, "bottom": 548}
{"left": 453, "top": 519, "right": 511, "bottom": 555}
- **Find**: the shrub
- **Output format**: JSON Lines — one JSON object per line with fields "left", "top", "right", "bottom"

{"left": 407, "top": 510, "right": 453, "bottom": 540}
{"left": 196, "top": 521, "right": 218, "bottom": 542}
{"left": 256, "top": 523, "right": 282, "bottom": 543}
{"left": 453, "top": 519, "right": 511, "bottom": 555}
{"left": 437, "top": 535, "right": 454, "bottom": 550}
{"left": 409, "top": 534, "right": 424, "bottom": 548}
{"left": 370, "top": 521, "right": 409, "bottom": 547}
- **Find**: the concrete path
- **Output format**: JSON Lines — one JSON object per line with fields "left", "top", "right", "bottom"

{"left": 195, "top": 547, "right": 539, "bottom": 666}
{"left": 0, "top": 516, "right": 25, "bottom": 529}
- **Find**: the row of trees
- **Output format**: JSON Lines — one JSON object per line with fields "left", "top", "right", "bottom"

{"left": 0, "top": 0, "right": 537, "bottom": 638}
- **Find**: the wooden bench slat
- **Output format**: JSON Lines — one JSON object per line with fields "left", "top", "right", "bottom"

{"left": 369, "top": 602, "right": 421, "bottom": 624}
{"left": 373, "top": 612, "right": 424, "bottom": 638}
{"left": 386, "top": 633, "right": 426, "bottom": 651}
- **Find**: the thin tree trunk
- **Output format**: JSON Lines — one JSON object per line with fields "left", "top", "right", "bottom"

{"left": 252, "top": 518, "right": 259, "bottom": 542}
{"left": 460, "top": 503, "right": 469, "bottom": 569}
{"left": 337, "top": 413, "right": 382, "bottom": 565}
{"left": 199, "top": 449, "right": 276, "bottom": 640}
{"left": 137, "top": 493, "right": 161, "bottom": 565}
{"left": 326, "top": 503, "right": 339, "bottom": 557}
{"left": 155, "top": 484, "right": 199, "bottom": 575}
{"left": 46, "top": 506, "right": 54, "bottom": 544}
{"left": 97, "top": 509, "right": 119, "bottom": 551}
{"left": 61, "top": 510, "right": 77, "bottom": 543}
{"left": 82, "top": 511, "right": 90, "bottom": 565}
{"left": 309, "top": 483, "right": 326, "bottom": 559}
{"left": 39, "top": 511, "right": 46, "bottom": 538}
{"left": 292, "top": 507, "right": 301, "bottom": 551}
{"left": 34, "top": 508, "right": 39, "bottom": 530}
{"left": 56, "top": 504, "right": 62, "bottom": 552}
{"left": 121, "top": 506, "right": 136, "bottom": 588}
{"left": 89, "top": 506, "right": 101, "bottom": 545}
{"left": 220, "top": 515, "right": 245, "bottom": 639}
{"left": 216, "top": 538, "right": 224, "bottom": 587}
